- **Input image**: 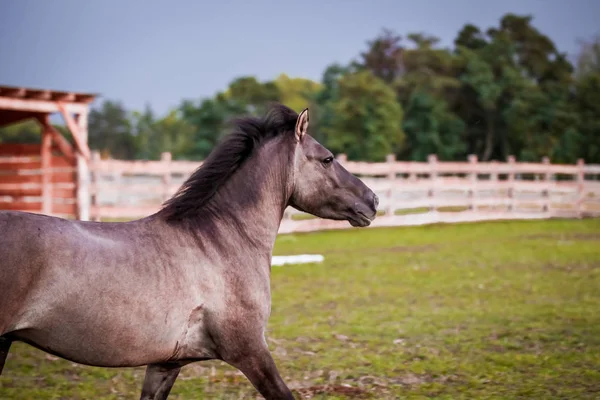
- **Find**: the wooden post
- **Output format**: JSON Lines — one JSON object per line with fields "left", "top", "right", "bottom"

{"left": 91, "top": 151, "right": 101, "bottom": 221}
{"left": 161, "top": 152, "right": 172, "bottom": 203}
{"left": 57, "top": 102, "right": 90, "bottom": 161}
{"left": 542, "top": 156, "right": 550, "bottom": 213}
{"left": 385, "top": 154, "right": 395, "bottom": 216}
{"left": 75, "top": 111, "right": 90, "bottom": 221}
{"left": 428, "top": 154, "right": 438, "bottom": 213}
{"left": 409, "top": 170, "right": 417, "bottom": 182}
{"left": 468, "top": 155, "right": 478, "bottom": 212}
{"left": 490, "top": 160, "right": 498, "bottom": 182}
{"left": 507, "top": 155, "right": 516, "bottom": 213}
{"left": 542, "top": 157, "right": 551, "bottom": 182}
{"left": 41, "top": 128, "right": 53, "bottom": 215}
{"left": 576, "top": 158, "right": 585, "bottom": 218}
{"left": 490, "top": 160, "right": 498, "bottom": 212}
{"left": 111, "top": 155, "right": 122, "bottom": 214}
{"left": 35, "top": 114, "right": 75, "bottom": 162}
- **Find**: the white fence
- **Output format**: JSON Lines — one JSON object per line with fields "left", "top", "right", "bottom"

{"left": 90, "top": 152, "right": 600, "bottom": 233}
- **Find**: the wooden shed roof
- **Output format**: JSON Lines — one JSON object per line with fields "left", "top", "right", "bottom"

{"left": 0, "top": 84, "right": 99, "bottom": 128}
{"left": 0, "top": 85, "right": 98, "bottom": 104}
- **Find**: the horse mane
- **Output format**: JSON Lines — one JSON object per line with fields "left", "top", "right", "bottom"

{"left": 160, "top": 103, "right": 299, "bottom": 222}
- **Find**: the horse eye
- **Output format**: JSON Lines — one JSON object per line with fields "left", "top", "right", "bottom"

{"left": 322, "top": 156, "right": 334, "bottom": 165}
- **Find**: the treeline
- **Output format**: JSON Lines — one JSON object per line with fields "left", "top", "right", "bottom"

{"left": 2, "top": 13, "right": 599, "bottom": 163}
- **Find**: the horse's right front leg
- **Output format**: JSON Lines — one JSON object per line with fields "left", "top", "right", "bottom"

{"left": 0, "top": 336, "right": 11, "bottom": 375}
{"left": 220, "top": 335, "right": 295, "bottom": 400}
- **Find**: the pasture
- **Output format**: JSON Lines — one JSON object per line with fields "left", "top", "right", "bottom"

{"left": 1, "top": 218, "right": 599, "bottom": 399}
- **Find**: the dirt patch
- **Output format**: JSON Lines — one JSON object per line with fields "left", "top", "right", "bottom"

{"left": 325, "top": 244, "right": 437, "bottom": 256}
{"left": 391, "top": 373, "right": 458, "bottom": 387}
{"left": 290, "top": 373, "right": 459, "bottom": 398}
{"left": 520, "top": 233, "right": 600, "bottom": 241}
{"left": 379, "top": 245, "right": 438, "bottom": 254}
{"left": 542, "top": 262, "right": 599, "bottom": 272}
{"left": 294, "top": 384, "right": 370, "bottom": 399}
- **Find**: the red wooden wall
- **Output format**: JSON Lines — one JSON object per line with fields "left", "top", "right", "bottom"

{"left": 0, "top": 143, "right": 78, "bottom": 217}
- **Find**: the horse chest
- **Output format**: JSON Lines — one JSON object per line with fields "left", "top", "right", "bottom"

{"left": 169, "top": 269, "right": 271, "bottom": 361}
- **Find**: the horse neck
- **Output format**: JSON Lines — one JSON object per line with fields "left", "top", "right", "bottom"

{"left": 206, "top": 137, "right": 293, "bottom": 253}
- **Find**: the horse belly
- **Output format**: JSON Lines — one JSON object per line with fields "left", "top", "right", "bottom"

{"left": 8, "top": 262, "right": 201, "bottom": 367}
{"left": 12, "top": 296, "right": 187, "bottom": 367}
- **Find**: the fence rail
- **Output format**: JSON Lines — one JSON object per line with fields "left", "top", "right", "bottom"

{"left": 89, "top": 152, "right": 600, "bottom": 233}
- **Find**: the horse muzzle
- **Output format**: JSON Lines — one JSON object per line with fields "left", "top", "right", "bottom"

{"left": 349, "top": 192, "right": 378, "bottom": 227}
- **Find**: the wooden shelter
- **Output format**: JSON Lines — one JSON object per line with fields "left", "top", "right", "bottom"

{"left": 0, "top": 85, "right": 97, "bottom": 220}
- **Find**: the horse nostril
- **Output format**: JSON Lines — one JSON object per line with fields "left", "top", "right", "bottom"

{"left": 372, "top": 193, "right": 379, "bottom": 209}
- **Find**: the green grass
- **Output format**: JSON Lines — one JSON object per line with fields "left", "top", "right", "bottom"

{"left": 2, "top": 218, "right": 600, "bottom": 399}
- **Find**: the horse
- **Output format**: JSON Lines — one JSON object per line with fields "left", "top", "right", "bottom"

{"left": 0, "top": 104, "right": 378, "bottom": 399}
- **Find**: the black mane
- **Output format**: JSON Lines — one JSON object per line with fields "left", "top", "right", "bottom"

{"left": 160, "top": 103, "right": 299, "bottom": 221}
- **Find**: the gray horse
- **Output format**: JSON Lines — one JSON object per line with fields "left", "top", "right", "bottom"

{"left": 0, "top": 104, "right": 378, "bottom": 399}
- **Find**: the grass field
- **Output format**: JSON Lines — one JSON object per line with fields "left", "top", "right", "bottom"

{"left": 1, "top": 218, "right": 599, "bottom": 399}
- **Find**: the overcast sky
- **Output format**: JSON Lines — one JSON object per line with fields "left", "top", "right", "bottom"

{"left": 1, "top": 0, "right": 599, "bottom": 115}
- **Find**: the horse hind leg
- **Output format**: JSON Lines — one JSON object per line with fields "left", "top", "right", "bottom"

{"left": 0, "top": 336, "right": 11, "bottom": 375}
{"left": 139, "top": 363, "right": 181, "bottom": 400}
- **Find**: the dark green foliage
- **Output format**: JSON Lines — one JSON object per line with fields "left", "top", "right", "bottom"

{"left": 3, "top": 13, "right": 598, "bottom": 164}
{"left": 402, "top": 91, "right": 466, "bottom": 161}
{"left": 88, "top": 100, "right": 137, "bottom": 160}
{"left": 320, "top": 70, "right": 405, "bottom": 161}
{"left": 0, "top": 120, "right": 41, "bottom": 144}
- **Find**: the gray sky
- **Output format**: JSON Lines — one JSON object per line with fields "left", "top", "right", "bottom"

{"left": 1, "top": 0, "right": 599, "bottom": 115}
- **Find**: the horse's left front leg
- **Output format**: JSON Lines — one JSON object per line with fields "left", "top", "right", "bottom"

{"left": 139, "top": 363, "right": 181, "bottom": 400}
{"left": 0, "top": 336, "right": 11, "bottom": 375}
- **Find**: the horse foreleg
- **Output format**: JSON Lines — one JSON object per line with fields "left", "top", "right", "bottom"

{"left": 139, "top": 363, "right": 181, "bottom": 400}
{"left": 0, "top": 336, "right": 11, "bottom": 375}
{"left": 223, "top": 341, "right": 295, "bottom": 400}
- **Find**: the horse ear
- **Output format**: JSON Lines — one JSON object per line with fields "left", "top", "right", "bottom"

{"left": 295, "top": 108, "right": 309, "bottom": 142}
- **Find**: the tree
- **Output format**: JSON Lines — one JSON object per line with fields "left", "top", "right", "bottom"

{"left": 355, "top": 29, "right": 464, "bottom": 161}
{"left": 273, "top": 73, "right": 321, "bottom": 112}
{"left": 310, "top": 63, "right": 352, "bottom": 145}
{"left": 132, "top": 104, "right": 157, "bottom": 160}
{"left": 356, "top": 28, "right": 404, "bottom": 84}
{"left": 574, "top": 36, "right": 600, "bottom": 163}
{"left": 175, "top": 76, "right": 284, "bottom": 160}
{"left": 451, "top": 14, "right": 579, "bottom": 162}
{"left": 0, "top": 119, "right": 74, "bottom": 146}
{"left": 179, "top": 96, "right": 247, "bottom": 160}
{"left": 454, "top": 24, "right": 487, "bottom": 51}
{"left": 53, "top": 12, "right": 599, "bottom": 165}
{"left": 575, "top": 35, "right": 600, "bottom": 78}
{"left": 134, "top": 105, "right": 195, "bottom": 160}
{"left": 0, "top": 119, "right": 41, "bottom": 144}
{"left": 504, "top": 82, "right": 581, "bottom": 162}
{"left": 88, "top": 100, "right": 137, "bottom": 159}
{"left": 489, "top": 14, "right": 574, "bottom": 86}
{"left": 324, "top": 70, "right": 405, "bottom": 161}
{"left": 402, "top": 91, "right": 466, "bottom": 161}
{"left": 575, "top": 73, "right": 600, "bottom": 163}
{"left": 394, "top": 33, "right": 461, "bottom": 104}
{"left": 222, "top": 76, "right": 281, "bottom": 115}
{"left": 457, "top": 45, "right": 504, "bottom": 161}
